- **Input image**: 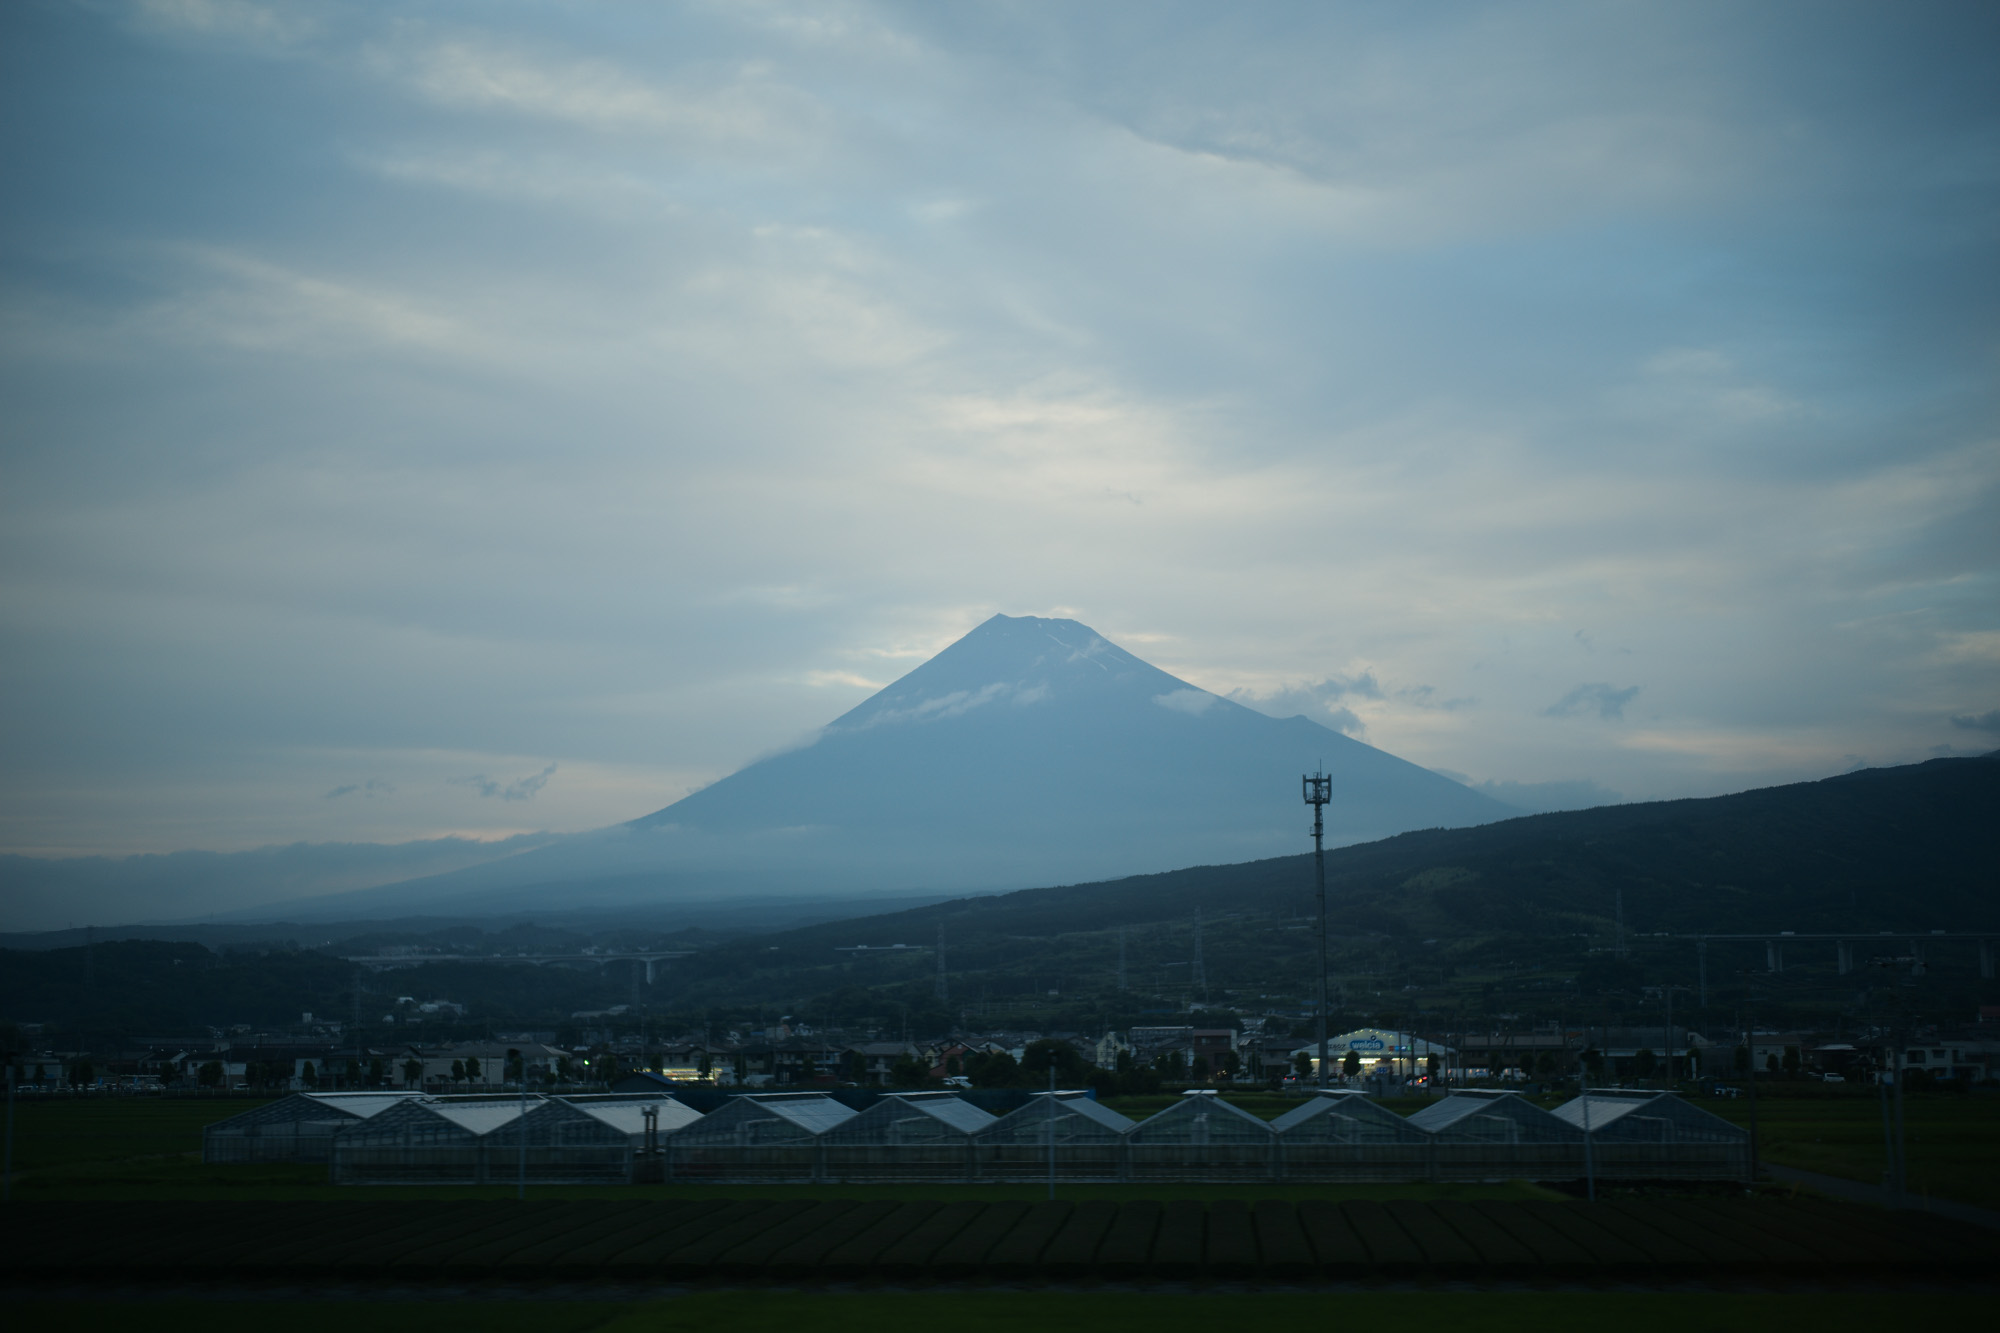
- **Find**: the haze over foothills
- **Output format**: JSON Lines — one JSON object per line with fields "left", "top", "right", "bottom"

{"left": 1, "top": 3, "right": 1996, "bottom": 924}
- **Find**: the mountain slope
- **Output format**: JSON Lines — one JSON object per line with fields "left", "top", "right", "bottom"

{"left": 322, "top": 615, "right": 1512, "bottom": 914}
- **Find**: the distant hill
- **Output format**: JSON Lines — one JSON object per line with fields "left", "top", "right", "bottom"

{"left": 649, "top": 755, "right": 2000, "bottom": 1021}
{"left": 6, "top": 757, "right": 1991, "bottom": 1038}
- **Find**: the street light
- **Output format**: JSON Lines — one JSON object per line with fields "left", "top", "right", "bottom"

{"left": 1303, "top": 771, "right": 1332, "bottom": 1089}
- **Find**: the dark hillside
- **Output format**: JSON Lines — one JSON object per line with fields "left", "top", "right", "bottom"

{"left": 652, "top": 756, "right": 1999, "bottom": 1029}
{"left": 732, "top": 756, "right": 1998, "bottom": 946}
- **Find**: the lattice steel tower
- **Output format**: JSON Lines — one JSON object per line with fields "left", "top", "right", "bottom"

{"left": 1304, "top": 770, "right": 1332, "bottom": 1088}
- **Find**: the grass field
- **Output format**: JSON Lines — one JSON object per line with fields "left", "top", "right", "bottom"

{"left": 9, "top": 1293, "right": 1994, "bottom": 1330}
{"left": 1698, "top": 1088, "right": 2000, "bottom": 1209}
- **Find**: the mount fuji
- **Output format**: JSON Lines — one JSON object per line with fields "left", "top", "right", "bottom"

{"left": 248, "top": 614, "right": 1514, "bottom": 917}
{"left": 636, "top": 613, "right": 1506, "bottom": 855}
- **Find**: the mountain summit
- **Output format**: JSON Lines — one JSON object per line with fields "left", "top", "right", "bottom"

{"left": 624, "top": 614, "right": 1509, "bottom": 885}
{"left": 212, "top": 615, "right": 1515, "bottom": 917}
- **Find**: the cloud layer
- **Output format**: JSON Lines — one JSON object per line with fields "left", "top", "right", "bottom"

{"left": 0, "top": 1, "right": 1995, "bottom": 861}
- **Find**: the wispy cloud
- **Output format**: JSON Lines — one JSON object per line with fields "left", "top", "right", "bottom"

{"left": 323, "top": 778, "right": 396, "bottom": 800}
{"left": 1473, "top": 777, "right": 1625, "bottom": 814}
{"left": 1230, "top": 673, "right": 1379, "bottom": 714}
{"left": 1154, "top": 688, "right": 1218, "bottom": 716}
{"left": 366, "top": 33, "right": 821, "bottom": 152}
{"left": 1950, "top": 710, "right": 2000, "bottom": 734}
{"left": 449, "top": 764, "right": 558, "bottom": 802}
{"left": 131, "top": 0, "right": 321, "bottom": 49}
{"left": 1543, "top": 683, "right": 1640, "bottom": 721}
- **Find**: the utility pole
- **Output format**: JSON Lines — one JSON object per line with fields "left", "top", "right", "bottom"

{"left": 1046, "top": 1064, "right": 1057, "bottom": 1201}
{"left": 1191, "top": 908, "right": 1207, "bottom": 1008}
{"left": 517, "top": 1054, "right": 528, "bottom": 1201}
{"left": 1581, "top": 1075, "right": 1596, "bottom": 1202}
{"left": 1888, "top": 1008, "right": 1908, "bottom": 1195}
{"left": 3, "top": 1059, "right": 13, "bottom": 1203}
{"left": 1117, "top": 928, "right": 1127, "bottom": 992}
{"left": 1304, "top": 771, "right": 1333, "bottom": 1089}
{"left": 1665, "top": 982, "right": 1673, "bottom": 1079}
{"left": 1878, "top": 1054, "right": 1899, "bottom": 1195}
{"left": 934, "top": 923, "right": 948, "bottom": 1004}
{"left": 1741, "top": 978, "right": 1760, "bottom": 1184}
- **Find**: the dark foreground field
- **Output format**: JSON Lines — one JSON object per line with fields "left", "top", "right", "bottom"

{"left": 4, "top": 1194, "right": 1994, "bottom": 1284}
{"left": 8, "top": 1292, "right": 1992, "bottom": 1333}
{"left": 3, "top": 1098, "right": 1995, "bottom": 1324}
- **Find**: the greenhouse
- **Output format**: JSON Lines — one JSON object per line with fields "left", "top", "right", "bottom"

{"left": 665, "top": 1093, "right": 856, "bottom": 1182}
{"left": 202, "top": 1092, "right": 418, "bottom": 1164}
{"left": 1552, "top": 1090, "right": 1751, "bottom": 1181}
{"left": 327, "top": 1097, "right": 533, "bottom": 1185}
{"left": 1407, "top": 1090, "right": 1584, "bottom": 1181}
{"left": 562, "top": 1093, "right": 706, "bottom": 1149}
{"left": 495, "top": 1098, "right": 639, "bottom": 1184}
{"left": 1269, "top": 1089, "right": 1432, "bottom": 1181}
{"left": 969, "top": 1091, "right": 1136, "bottom": 1181}
{"left": 818, "top": 1091, "right": 998, "bottom": 1181}
{"left": 1126, "top": 1090, "right": 1275, "bottom": 1180}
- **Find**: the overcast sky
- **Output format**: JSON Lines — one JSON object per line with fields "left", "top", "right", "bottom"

{"left": 3, "top": 0, "right": 1996, "bottom": 859}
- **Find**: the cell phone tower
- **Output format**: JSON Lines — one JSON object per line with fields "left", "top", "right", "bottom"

{"left": 1304, "top": 770, "right": 1332, "bottom": 1088}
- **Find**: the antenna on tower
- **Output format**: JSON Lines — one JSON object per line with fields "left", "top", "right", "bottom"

{"left": 934, "top": 922, "right": 948, "bottom": 1003}
{"left": 1191, "top": 908, "right": 1208, "bottom": 1006}
{"left": 1304, "top": 769, "right": 1333, "bottom": 1089}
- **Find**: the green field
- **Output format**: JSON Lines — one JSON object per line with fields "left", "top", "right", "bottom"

{"left": 1694, "top": 1087, "right": 2000, "bottom": 1210}
{"left": 9, "top": 1293, "right": 1994, "bottom": 1330}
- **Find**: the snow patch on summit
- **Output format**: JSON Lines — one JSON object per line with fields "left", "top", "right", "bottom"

{"left": 834, "top": 679, "right": 1054, "bottom": 733}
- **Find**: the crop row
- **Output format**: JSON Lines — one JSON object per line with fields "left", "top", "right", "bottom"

{"left": 1, "top": 1198, "right": 1990, "bottom": 1281}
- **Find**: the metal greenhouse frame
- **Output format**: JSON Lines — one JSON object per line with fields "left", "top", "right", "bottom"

{"left": 818, "top": 1091, "right": 998, "bottom": 1181}
{"left": 664, "top": 1093, "right": 857, "bottom": 1182}
{"left": 969, "top": 1091, "right": 1135, "bottom": 1182}
{"left": 1407, "top": 1090, "right": 1584, "bottom": 1181}
{"left": 1269, "top": 1089, "right": 1432, "bottom": 1181}
{"left": 202, "top": 1092, "right": 418, "bottom": 1164}
{"left": 1552, "top": 1090, "right": 1750, "bottom": 1181}
{"left": 1126, "top": 1090, "right": 1275, "bottom": 1181}
{"left": 328, "top": 1098, "right": 530, "bottom": 1185}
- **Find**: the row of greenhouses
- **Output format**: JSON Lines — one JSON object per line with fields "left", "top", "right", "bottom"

{"left": 204, "top": 1088, "right": 1749, "bottom": 1186}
